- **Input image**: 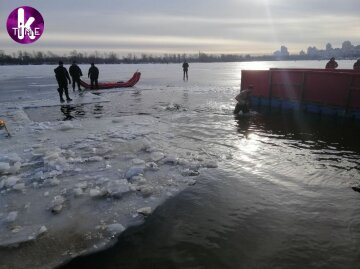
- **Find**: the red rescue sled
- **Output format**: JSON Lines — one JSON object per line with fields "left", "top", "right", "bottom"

{"left": 80, "top": 71, "right": 141, "bottom": 90}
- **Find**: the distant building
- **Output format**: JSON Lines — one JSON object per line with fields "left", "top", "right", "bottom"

{"left": 342, "top": 41, "right": 353, "bottom": 51}
{"left": 326, "top": 43, "right": 333, "bottom": 51}
{"left": 273, "top": 45, "right": 289, "bottom": 58}
{"left": 307, "top": 46, "right": 319, "bottom": 57}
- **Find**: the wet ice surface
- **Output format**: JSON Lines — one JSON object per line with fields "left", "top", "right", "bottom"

{"left": 0, "top": 64, "right": 226, "bottom": 269}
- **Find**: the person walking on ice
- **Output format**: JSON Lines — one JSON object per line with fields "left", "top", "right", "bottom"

{"left": 54, "top": 61, "right": 72, "bottom": 103}
{"left": 69, "top": 60, "right": 83, "bottom": 91}
{"left": 182, "top": 60, "right": 189, "bottom": 81}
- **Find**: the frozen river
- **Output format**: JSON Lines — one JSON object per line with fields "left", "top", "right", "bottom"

{"left": 1, "top": 61, "right": 360, "bottom": 269}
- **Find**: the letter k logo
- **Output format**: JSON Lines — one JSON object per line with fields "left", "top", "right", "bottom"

{"left": 17, "top": 7, "right": 35, "bottom": 40}
{"left": 7, "top": 6, "right": 44, "bottom": 44}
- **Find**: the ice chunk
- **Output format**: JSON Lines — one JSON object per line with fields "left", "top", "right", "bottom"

{"left": 106, "top": 180, "right": 131, "bottom": 198}
{"left": 132, "top": 158, "right": 145, "bottom": 165}
{"left": 143, "top": 145, "right": 157, "bottom": 153}
{"left": 5, "top": 176, "right": 20, "bottom": 187}
{"left": 87, "top": 156, "right": 104, "bottom": 162}
{"left": 73, "top": 188, "right": 84, "bottom": 197}
{"left": 130, "top": 175, "right": 147, "bottom": 185}
{"left": 33, "top": 171, "right": 44, "bottom": 180}
{"left": 51, "top": 204, "right": 63, "bottom": 213}
{"left": 49, "top": 178, "right": 60, "bottom": 186}
{"left": 0, "top": 162, "right": 10, "bottom": 174}
{"left": 9, "top": 162, "right": 22, "bottom": 174}
{"left": 125, "top": 166, "right": 144, "bottom": 179}
{"left": 58, "top": 122, "right": 74, "bottom": 131}
{"left": 138, "top": 186, "right": 154, "bottom": 198}
{"left": 2, "top": 153, "right": 22, "bottom": 163}
{"left": 5, "top": 211, "right": 18, "bottom": 223}
{"left": 137, "top": 207, "right": 152, "bottom": 216}
{"left": 186, "top": 179, "right": 197, "bottom": 186}
{"left": 89, "top": 188, "right": 106, "bottom": 198}
{"left": 150, "top": 152, "right": 165, "bottom": 162}
{"left": 107, "top": 223, "right": 125, "bottom": 235}
{"left": 39, "top": 226, "right": 47, "bottom": 235}
{"left": 75, "top": 182, "right": 88, "bottom": 189}
{"left": 13, "top": 183, "right": 26, "bottom": 191}
{"left": 161, "top": 156, "right": 179, "bottom": 165}
{"left": 145, "top": 162, "right": 159, "bottom": 171}
{"left": 50, "top": 195, "right": 66, "bottom": 213}
{"left": 203, "top": 160, "right": 218, "bottom": 168}
{"left": 52, "top": 195, "right": 65, "bottom": 206}
{"left": 96, "top": 177, "right": 110, "bottom": 185}
{"left": 181, "top": 169, "right": 200, "bottom": 177}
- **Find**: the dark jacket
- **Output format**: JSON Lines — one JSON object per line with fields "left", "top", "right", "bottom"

{"left": 182, "top": 62, "right": 189, "bottom": 71}
{"left": 69, "top": 64, "right": 83, "bottom": 78}
{"left": 325, "top": 60, "right": 338, "bottom": 69}
{"left": 354, "top": 61, "right": 360, "bottom": 70}
{"left": 88, "top": 66, "right": 99, "bottom": 79}
{"left": 54, "top": 66, "right": 71, "bottom": 83}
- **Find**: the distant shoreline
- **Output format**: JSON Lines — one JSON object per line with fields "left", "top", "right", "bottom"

{"left": 0, "top": 58, "right": 359, "bottom": 66}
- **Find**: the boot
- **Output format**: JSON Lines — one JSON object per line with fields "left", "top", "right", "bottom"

{"left": 64, "top": 88, "right": 72, "bottom": 101}
{"left": 57, "top": 88, "right": 65, "bottom": 103}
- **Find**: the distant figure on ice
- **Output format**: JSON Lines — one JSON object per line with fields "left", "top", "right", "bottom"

{"left": 88, "top": 63, "right": 99, "bottom": 89}
{"left": 182, "top": 60, "right": 189, "bottom": 80}
{"left": 69, "top": 60, "right": 83, "bottom": 91}
{"left": 54, "top": 61, "right": 72, "bottom": 103}
{"left": 325, "top": 57, "right": 338, "bottom": 69}
{"left": 234, "top": 85, "right": 252, "bottom": 114}
{"left": 353, "top": 59, "right": 360, "bottom": 70}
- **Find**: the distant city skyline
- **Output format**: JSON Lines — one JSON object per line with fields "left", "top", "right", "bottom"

{"left": 273, "top": 40, "right": 360, "bottom": 58}
{"left": 0, "top": 0, "right": 359, "bottom": 56}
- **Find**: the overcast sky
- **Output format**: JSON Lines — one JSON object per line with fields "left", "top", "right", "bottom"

{"left": 1, "top": 0, "right": 360, "bottom": 55}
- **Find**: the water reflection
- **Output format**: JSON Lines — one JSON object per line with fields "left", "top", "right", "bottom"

{"left": 93, "top": 104, "right": 103, "bottom": 119}
{"left": 252, "top": 108, "right": 360, "bottom": 153}
{"left": 183, "top": 89, "right": 189, "bottom": 103}
{"left": 60, "top": 105, "right": 75, "bottom": 121}
{"left": 234, "top": 114, "right": 251, "bottom": 138}
{"left": 60, "top": 105, "right": 85, "bottom": 121}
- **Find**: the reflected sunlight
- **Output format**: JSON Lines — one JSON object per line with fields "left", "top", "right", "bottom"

{"left": 237, "top": 61, "right": 272, "bottom": 70}
{"left": 236, "top": 133, "right": 260, "bottom": 158}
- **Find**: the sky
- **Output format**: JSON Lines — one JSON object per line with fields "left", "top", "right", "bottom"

{"left": 0, "top": 0, "right": 360, "bottom": 56}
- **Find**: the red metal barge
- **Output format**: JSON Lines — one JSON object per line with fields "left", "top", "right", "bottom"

{"left": 241, "top": 68, "right": 360, "bottom": 118}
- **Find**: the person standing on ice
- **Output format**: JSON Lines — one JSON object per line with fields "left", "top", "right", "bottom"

{"left": 182, "top": 60, "right": 189, "bottom": 81}
{"left": 88, "top": 63, "right": 99, "bottom": 89}
{"left": 54, "top": 61, "right": 72, "bottom": 103}
{"left": 69, "top": 60, "right": 83, "bottom": 91}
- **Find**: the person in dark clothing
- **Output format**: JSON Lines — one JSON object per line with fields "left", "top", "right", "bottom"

{"left": 234, "top": 85, "right": 252, "bottom": 114}
{"left": 325, "top": 57, "right": 338, "bottom": 69}
{"left": 54, "top": 61, "right": 72, "bottom": 103}
{"left": 69, "top": 60, "right": 83, "bottom": 91}
{"left": 88, "top": 63, "right": 99, "bottom": 89}
{"left": 182, "top": 61, "right": 189, "bottom": 80}
{"left": 353, "top": 59, "right": 360, "bottom": 70}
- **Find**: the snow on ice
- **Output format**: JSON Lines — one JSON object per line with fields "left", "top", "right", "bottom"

{"left": 0, "top": 89, "right": 220, "bottom": 267}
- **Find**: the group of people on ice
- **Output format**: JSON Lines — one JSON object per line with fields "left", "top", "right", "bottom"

{"left": 54, "top": 61, "right": 99, "bottom": 102}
